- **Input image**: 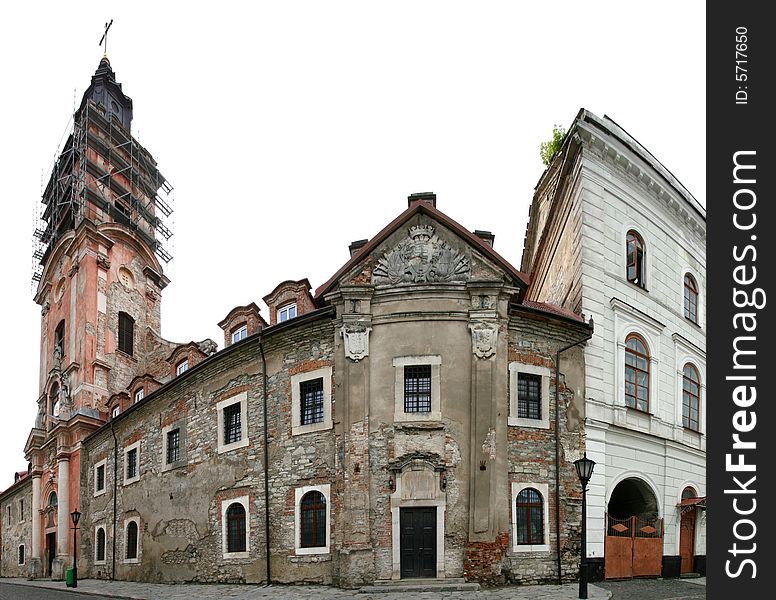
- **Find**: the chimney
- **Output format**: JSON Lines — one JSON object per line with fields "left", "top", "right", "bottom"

{"left": 474, "top": 230, "right": 495, "bottom": 248}
{"left": 349, "top": 239, "right": 369, "bottom": 257}
{"left": 408, "top": 192, "right": 436, "bottom": 208}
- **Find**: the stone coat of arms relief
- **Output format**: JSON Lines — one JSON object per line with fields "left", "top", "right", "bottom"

{"left": 469, "top": 321, "right": 498, "bottom": 359}
{"left": 341, "top": 323, "right": 372, "bottom": 362}
{"left": 373, "top": 225, "right": 470, "bottom": 285}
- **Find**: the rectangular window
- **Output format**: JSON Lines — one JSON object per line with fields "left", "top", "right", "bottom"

{"left": 19, "top": 499, "right": 24, "bottom": 521}
{"left": 224, "top": 403, "right": 242, "bottom": 445}
{"left": 134, "top": 388, "right": 144, "bottom": 404}
{"left": 176, "top": 360, "right": 189, "bottom": 376}
{"left": 166, "top": 429, "right": 181, "bottom": 464}
{"left": 517, "top": 373, "right": 542, "bottom": 419}
{"left": 112, "top": 405, "right": 120, "bottom": 419}
{"left": 118, "top": 312, "right": 134, "bottom": 356}
{"left": 96, "top": 464, "right": 105, "bottom": 493}
{"left": 232, "top": 326, "right": 248, "bottom": 343}
{"left": 404, "top": 365, "right": 432, "bottom": 413}
{"left": 126, "top": 448, "right": 137, "bottom": 480}
{"left": 279, "top": 303, "right": 297, "bottom": 323}
{"left": 300, "top": 378, "right": 324, "bottom": 426}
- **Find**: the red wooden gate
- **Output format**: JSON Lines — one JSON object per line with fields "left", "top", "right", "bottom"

{"left": 605, "top": 514, "right": 663, "bottom": 579}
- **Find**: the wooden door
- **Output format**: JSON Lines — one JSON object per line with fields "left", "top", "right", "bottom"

{"left": 680, "top": 509, "right": 696, "bottom": 573}
{"left": 400, "top": 507, "right": 436, "bottom": 578}
{"left": 46, "top": 533, "right": 56, "bottom": 576}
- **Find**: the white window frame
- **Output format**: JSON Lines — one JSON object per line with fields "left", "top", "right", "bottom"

{"left": 508, "top": 362, "right": 551, "bottom": 429}
{"left": 94, "top": 459, "right": 107, "bottom": 497}
{"left": 221, "top": 494, "right": 250, "bottom": 559}
{"left": 291, "top": 367, "right": 333, "bottom": 436}
{"left": 94, "top": 525, "right": 107, "bottom": 565}
{"left": 392, "top": 355, "right": 442, "bottom": 423}
{"left": 123, "top": 517, "right": 141, "bottom": 564}
{"left": 112, "top": 405, "right": 120, "bottom": 419}
{"left": 18, "top": 544, "right": 25, "bottom": 565}
{"left": 231, "top": 325, "right": 248, "bottom": 344}
{"left": 161, "top": 421, "right": 187, "bottom": 471}
{"left": 278, "top": 303, "right": 297, "bottom": 323}
{"left": 294, "top": 483, "right": 331, "bottom": 555}
{"left": 217, "top": 392, "right": 249, "bottom": 454}
{"left": 511, "top": 482, "right": 550, "bottom": 553}
{"left": 134, "top": 388, "right": 144, "bottom": 404}
{"left": 176, "top": 359, "right": 189, "bottom": 376}
{"left": 123, "top": 441, "right": 141, "bottom": 486}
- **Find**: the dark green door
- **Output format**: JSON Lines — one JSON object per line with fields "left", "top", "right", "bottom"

{"left": 400, "top": 507, "right": 436, "bottom": 578}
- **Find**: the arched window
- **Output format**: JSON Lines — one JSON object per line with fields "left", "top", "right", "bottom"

{"left": 118, "top": 312, "right": 135, "bottom": 356}
{"left": 48, "top": 491, "right": 58, "bottom": 507}
{"left": 300, "top": 491, "right": 327, "bottom": 548}
{"left": 684, "top": 274, "right": 698, "bottom": 323}
{"left": 96, "top": 527, "right": 106, "bottom": 562}
{"left": 625, "top": 334, "right": 650, "bottom": 412}
{"left": 681, "top": 486, "right": 697, "bottom": 501}
{"left": 226, "top": 503, "right": 246, "bottom": 553}
{"left": 50, "top": 383, "right": 60, "bottom": 419}
{"left": 18, "top": 544, "right": 25, "bottom": 565}
{"left": 515, "top": 488, "right": 544, "bottom": 545}
{"left": 682, "top": 364, "right": 701, "bottom": 431}
{"left": 55, "top": 320, "right": 65, "bottom": 359}
{"left": 626, "top": 231, "right": 646, "bottom": 288}
{"left": 126, "top": 521, "right": 139, "bottom": 560}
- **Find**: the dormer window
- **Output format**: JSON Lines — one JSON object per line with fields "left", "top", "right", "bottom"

{"left": 278, "top": 304, "right": 297, "bottom": 323}
{"left": 134, "top": 388, "right": 144, "bottom": 404}
{"left": 112, "top": 405, "right": 120, "bottom": 419}
{"left": 231, "top": 325, "right": 248, "bottom": 344}
{"left": 176, "top": 359, "right": 189, "bottom": 376}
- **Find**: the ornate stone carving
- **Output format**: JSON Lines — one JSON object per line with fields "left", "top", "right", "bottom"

{"left": 197, "top": 339, "right": 218, "bottom": 356}
{"left": 373, "top": 225, "right": 470, "bottom": 285}
{"left": 469, "top": 321, "right": 498, "bottom": 359}
{"left": 341, "top": 323, "right": 372, "bottom": 362}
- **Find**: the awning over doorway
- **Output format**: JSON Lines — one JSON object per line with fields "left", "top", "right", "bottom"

{"left": 677, "top": 496, "right": 706, "bottom": 514}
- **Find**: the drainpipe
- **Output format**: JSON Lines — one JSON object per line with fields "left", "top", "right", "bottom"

{"left": 259, "top": 340, "right": 271, "bottom": 584}
{"left": 554, "top": 318, "right": 594, "bottom": 584}
{"left": 110, "top": 421, "right": 118, "bottom": 580}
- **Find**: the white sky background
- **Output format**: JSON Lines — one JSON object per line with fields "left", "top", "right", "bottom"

{"left": 0, "top": 1, "right": 705, "bottom": 486}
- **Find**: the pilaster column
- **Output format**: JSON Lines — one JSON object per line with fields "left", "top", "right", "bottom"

{"left": 56, "top": 456, "right": 70, "bottom": 556}
{"left": 31, "top": 474, "right": 41, "bottom": 559}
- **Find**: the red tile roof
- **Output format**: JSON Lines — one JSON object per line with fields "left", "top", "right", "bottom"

{"left": 520, "top": 300, "right": 587, "bottom": 323}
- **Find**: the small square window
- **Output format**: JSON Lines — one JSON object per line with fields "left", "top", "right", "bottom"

{"left": 176, "top": 359, "right": 189, "bottom": 376}
{"left": 232, "top": 326, "right": 248, "bottom": 344}
{"left": 134, "top": 388, "right": 144, "bottom": 404}
{"left": 279, "top": 304, "right": 297, "bottom": 323}
{"left": 166, "top": 429, "right": 180, "bottom": 464}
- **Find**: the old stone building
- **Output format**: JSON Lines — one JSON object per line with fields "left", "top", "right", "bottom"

{"left": 521, "top": 109, "right": 706, "bottom": 580}
{"left": 0, "top": 58, "right": 596, "bottom": 588}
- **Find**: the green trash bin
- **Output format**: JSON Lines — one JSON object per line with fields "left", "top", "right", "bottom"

{"left": 65, "top": 568, "right": 75, "bottom": 587}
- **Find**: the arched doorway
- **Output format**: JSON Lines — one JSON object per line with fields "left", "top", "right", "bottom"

{"left": 679, "top": 487, "right": 697, "bottom": 574}
{"left": 605, "top": 477, "right": 663, "bottom": 579}
{"left": 44, "top": 491, "right": 58, "bottom": 576}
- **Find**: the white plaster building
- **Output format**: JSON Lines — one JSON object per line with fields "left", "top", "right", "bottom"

{"left": 521, "top": 109, "right": 706, "bottom": 579}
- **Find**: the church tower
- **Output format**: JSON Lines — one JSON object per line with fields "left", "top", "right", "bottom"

{"left": 24, "top": 55, "right": 173, "bottom": 579}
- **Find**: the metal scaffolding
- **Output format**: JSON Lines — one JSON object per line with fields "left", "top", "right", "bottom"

{"left": 32, "top": 99, "right": 174, "bottom": 290}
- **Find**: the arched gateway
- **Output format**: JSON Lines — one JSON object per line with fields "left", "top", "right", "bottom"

{"left": 605, "top": 477, "right": 663, "bottom": 579}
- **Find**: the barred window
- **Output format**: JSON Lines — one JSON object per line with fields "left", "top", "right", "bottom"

{"left": 515, "top": 488, "right": 544, "bottom": 545}
{"left": 404, "top": 365, "right": 432, "bottom": 413}
{"left": 682, "top": 364, "right": 701, "bottom": 431}
{"left": 517, "top": 373, "right": 542, "bottom": 419}
{"left": 226, "top": 503, "right": 246, "bottom": 553}
{"left": 96, "top": 527, "right": 106, "bottom": 562}
{"left": 126, "top": 448, "right": 137, "bottom": 480}
{"left": 126, "top": 521, "right": 139, "bottom": 560}
{"left": 625, "top": 334, "right": 649, "bottom": 412}
{"left": 18, "top": 544, "right": 25, "bottom": 565}
{"left": 118, "top": 312, "right": 134, "bottom": 356}
{"left": 224, "top": 403, "right": 242, "bottom": 445}
{"left": 96, "top": 464, "right": 105, "bottom": 492}
{"left": 300, "top": 378, "right": 324, "bottom": 426}
{"left": 300, "top": 491, "right": 327, "bottom": 548}
{"left": 166, "top": 428, "right": 181, "bottom": 464}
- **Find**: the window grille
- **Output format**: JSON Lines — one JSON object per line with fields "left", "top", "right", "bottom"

{"left": 517, "top": 373, "right": 542, "bottom": 419}
{"left": 226, "top": 503, "right": 247, "bottom": 553}
{"left": 300, "top": 378, "right": 324, "bottom": 425}
{"left": 515, "top": 488, "right": 544, "bottom": 545}
{"left": 166, "top": 428, "right": 181, "bottom": 464}
{"left": 224, "top": 403, "right": 242, "bottom": 445}
{"left": 300, "top": 491, "right": 327, "bottom": 548}
{"left": 404, "top": 365, "right": 432, "bottom": 412}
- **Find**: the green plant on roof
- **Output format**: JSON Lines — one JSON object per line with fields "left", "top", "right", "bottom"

{"left": 539, "top": 125, "right": 567, "bottom": 166}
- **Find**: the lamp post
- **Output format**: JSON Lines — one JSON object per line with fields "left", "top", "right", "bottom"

{"left": 574, "top": 453, "right": 595, "bottom": 600}
{"left": 70, "top": 509, "right": 81, "bottom": 588}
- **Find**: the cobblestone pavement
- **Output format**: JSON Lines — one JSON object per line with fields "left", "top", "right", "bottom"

{"left": 0, "top": 578, "right": 611, "bottom": 600}
{"left": 596, "top": 577, "right": 706, "bottom": 600}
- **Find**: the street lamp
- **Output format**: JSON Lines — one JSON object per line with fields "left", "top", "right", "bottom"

{"left": 70, "top": 509, "right": 81, "bottom": 588}
{"left": 574, "top": 453, "right": 595, "bottom": 600}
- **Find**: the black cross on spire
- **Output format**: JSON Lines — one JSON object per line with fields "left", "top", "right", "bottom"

{"left": 99, "top": 19, "right": 113, "bottom": 56}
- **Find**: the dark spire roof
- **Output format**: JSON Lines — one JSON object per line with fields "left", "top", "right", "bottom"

{"left": 76, "top": 56, "right": 133, "bottom": 131}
